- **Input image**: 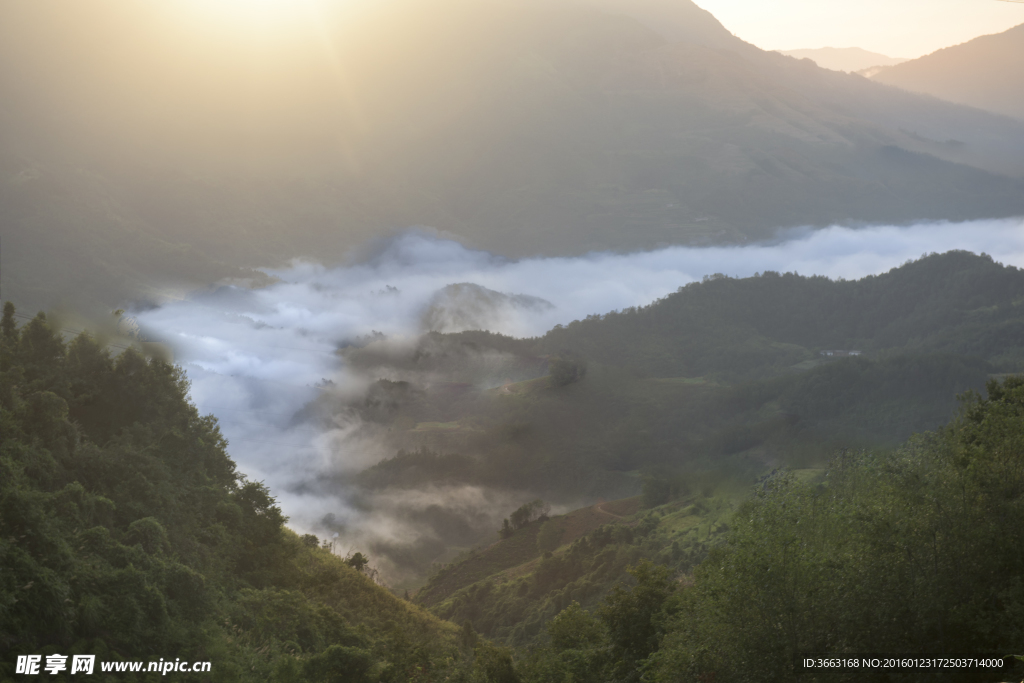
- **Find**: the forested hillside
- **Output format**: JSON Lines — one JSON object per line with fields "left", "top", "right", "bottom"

{"left": 538, "top": 250, "right": 1024, "bottom": 379}
{"left": 650, "top": 377, "right": 1024, "bottom": 681}
{"left": 507, "top": 377, "right": 1023, "bottom": 683}
{"left": 303, "top": 251, "right": 1024, "bottom": 587}
{"left": 341, "top": 251, "right": 1022, "bottom": 498}
{"left": 0, "top": 303, "right": 515, "bottom": 682}
{"left": 372, "top": 372, "right": 1024, "bottom": 682}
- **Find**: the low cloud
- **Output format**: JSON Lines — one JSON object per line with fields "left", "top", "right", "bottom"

{"left": 134, "top": 217, "right": 1024, "bottom": 576}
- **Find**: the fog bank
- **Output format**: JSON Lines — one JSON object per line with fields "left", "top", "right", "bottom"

{"left": 134, "top": 217, "right": 1024, "bottom": 573}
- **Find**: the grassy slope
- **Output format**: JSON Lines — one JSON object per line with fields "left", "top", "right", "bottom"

{"left": 414, "top": 489, "right": 749, "bottom": 645}
{"left": 291, "top": 531, "right": 458, "bottom": 642}
{"left": 416, "top": 525, "right": 544, "bottom": 606}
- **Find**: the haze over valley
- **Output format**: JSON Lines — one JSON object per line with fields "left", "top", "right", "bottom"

{"left": 128, "top": 219, "right": 1024, "bottom": 581}
{"left": 3, "top": 1, "right": 1024, "bottom": 680}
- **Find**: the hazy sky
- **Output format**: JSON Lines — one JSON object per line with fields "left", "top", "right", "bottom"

{"left": 697, "top": 0, "right": 1023, "bottom": 58}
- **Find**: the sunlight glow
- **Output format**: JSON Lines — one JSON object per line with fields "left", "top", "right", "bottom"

{"left": 187, "top": 0, "right": 314, "bottom": 23}
{"left": 176, "top": 0, "right": 337, "bottom": 40}
{"left": 695, "top": 0, "right": 1024, "bottom": 57}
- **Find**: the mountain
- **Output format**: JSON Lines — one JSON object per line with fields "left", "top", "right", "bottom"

{"left": 4, "top": 0, "right": 1024, "bottom": 313}
{"left": 342, "top": 252, "right": 1024, "bottom": 677}
{"left": 326, "top": 251, "right": 1024, "bottom": 582}
{"left": 779, "top": 47, "right": 907, "bottom": 72}
{"left": 864, "top": 23, "right": 1024, "bottom": 121}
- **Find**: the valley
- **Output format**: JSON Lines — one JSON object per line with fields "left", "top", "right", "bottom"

{"left": 3, "top": 0, "right": 1024, "bottom": 680}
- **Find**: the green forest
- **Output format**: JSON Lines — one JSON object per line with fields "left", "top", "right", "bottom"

{"left": 0, "top": 304, "right": 476, "bottom": 682}
{"left": 3, "top": 249, "right": 1023, "bottom": 682}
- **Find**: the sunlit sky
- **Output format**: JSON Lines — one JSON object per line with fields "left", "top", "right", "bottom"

{"left": 88, "top": 0, "right": 1024, "bottom": 62}
{"left": 697, "top": 0, "right": 1023, "bottom": 58}
{"left": 150, "top": 0, "right": 1024, "bottom": 60}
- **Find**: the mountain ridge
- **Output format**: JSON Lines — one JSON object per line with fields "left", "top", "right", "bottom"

{"left": 4, "top": 0, "right": 1024, "bottom": 314}
{"left": 865, "top": 22, "right": 1024, "bottom": 121}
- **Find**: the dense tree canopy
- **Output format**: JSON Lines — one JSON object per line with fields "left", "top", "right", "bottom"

{"left": 647, "top": 377, "right": 1024, "bottom": 682}
{"left": 0, "top": 304, "right": 477, "bottom": 682}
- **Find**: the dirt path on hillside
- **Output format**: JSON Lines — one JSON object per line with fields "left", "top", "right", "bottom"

{"left": 596, "top": 502, "right": 625, "bottom": 519}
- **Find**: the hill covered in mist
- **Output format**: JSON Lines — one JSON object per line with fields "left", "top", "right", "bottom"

{"left": 865, "top": 23, "right": 1024, "bottom": 121}
{"left": 334, "top": 251, "right": 1024, "bottom": 680}
{"left": 314, "top": 251, "right": 1024, "bottom": 579}
{"left": 4, "top": 0, "right": 1024, "bottom": 313}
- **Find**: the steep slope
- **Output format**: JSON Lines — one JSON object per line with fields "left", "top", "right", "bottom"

{"left": 0, "top": 153, "right": 274, "bottom": 313}
{"left": 0, "top": 305, "right": 465, "bottom": 681}
{"left": 866, "top": 23, "right": 1024, "bottom": 121}
{"left": 415, "top": 494, "right": 735, "bottom": 646}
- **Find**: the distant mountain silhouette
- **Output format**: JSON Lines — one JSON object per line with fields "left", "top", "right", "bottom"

{"left": 3, "top": 0, "right": 1024, "bottom": 312}
{"left": 865, "top": 23, "right": 1024, "bottom": 121}
{"left": 780, "top": 47, "right": 907, "bottom": 73}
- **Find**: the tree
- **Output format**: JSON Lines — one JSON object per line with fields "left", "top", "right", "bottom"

{"left": 1, "top": 301, "right": 16, "bottom": 342}
{"left": 549, "top": 354, "right": 587, "bottom": 386}
{"left": 548, "top": 601, "right": 604, "bottom": 651}
{"left": 302, "top": 645, "right": 373, "bottom": 683}
{"left": 499, "top": 518, "right": 514, "bottom": 539}
{"left": 509, "top": 500, "right": 551, "bottom": 531}
{"left": 460, "top": 620, "right": 478, "bottom": 650}
{"left": 598, "top": 560, "right": 675, "bottom": 681}
{"left": 525, "top": 601, "right": 609, "bottom": 683}
{"left": 473, "top": 641, "right": 520, "bottom": 683}
{"left": 345, "top": 552, "right": 369, "bottom": 573}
